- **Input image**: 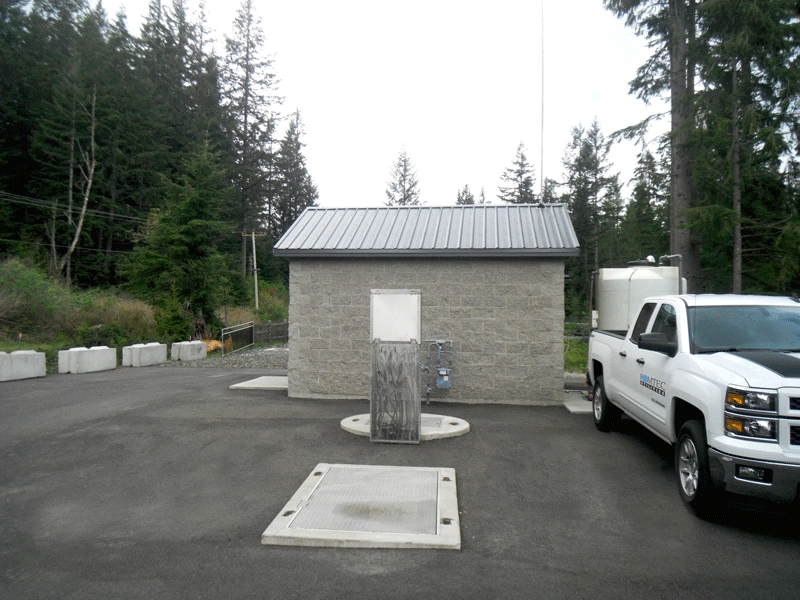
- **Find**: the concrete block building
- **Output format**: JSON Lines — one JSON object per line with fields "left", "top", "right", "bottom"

{"left": 273, "top": 204, "right": 579, "bottom": 405}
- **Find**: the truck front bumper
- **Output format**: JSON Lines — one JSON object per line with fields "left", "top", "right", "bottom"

{"left": 708, "top": 447, "right": 800, "bottom": 504}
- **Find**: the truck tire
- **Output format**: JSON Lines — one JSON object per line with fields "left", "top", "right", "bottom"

{"left": 593, "top": 376, "right": 620, "bottom": 432}
{"left": 675, "top": 420, "right": 717, "bottom": 518}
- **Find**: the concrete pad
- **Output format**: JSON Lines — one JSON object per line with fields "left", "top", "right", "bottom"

{"left": 229, "top": 376, "right": 288, "bottom": 390}
{"left": 340, "top": 413, "right": 470, "bottom": 441}
{"left": 261, "top": 463, "right": 460, "bottom": 549}
{"left": 564, "top": 390, "right": 592, "bottom": 414}
{"left": 0, "top": 350, "right": 46, "bottom": 382}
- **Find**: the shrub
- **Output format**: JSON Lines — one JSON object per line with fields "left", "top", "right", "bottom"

{"left": 256, "top": 281, "right": 289, "bottom": 322}
{"left": 0, "top": 257, "right": 67, "bottom": 334}
{"left": 155, "top": 297, "right": 194, "bottom": 343}
{"left": 75, "top": 322, "right": 132, "bottom": 348}
{"left": 219, "top": 305, "right": 257, "bottom": 327}
{"left": 0, "top": 258, "right": 159, "bottom": 346}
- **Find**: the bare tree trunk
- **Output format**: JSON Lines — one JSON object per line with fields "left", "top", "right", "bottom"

{"left": 732, "top": 61, "right": 742, "bottom": 293}
{"left": 46, "top": 202, "right": 58, "bottom": 277}
{"left": 669, "top": 0, "right": 701, "bottom": 291}
{"left": 57, "top": 86, "right": 97, "bottom": 286}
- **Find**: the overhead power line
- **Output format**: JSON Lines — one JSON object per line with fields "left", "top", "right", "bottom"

{"left": 0, "top": 191, "right": 148, "bottom": 224}
{"left": 0, "top": 237, "right": 134, "bottom": 254}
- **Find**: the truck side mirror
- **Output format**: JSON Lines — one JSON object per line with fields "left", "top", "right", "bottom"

{"left": 638, "top": 332, "right": 678, "bottom": 357}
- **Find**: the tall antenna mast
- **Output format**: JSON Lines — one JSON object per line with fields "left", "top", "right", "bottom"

{"left": 540, "top": 0, "right": 545, "bottom": 198}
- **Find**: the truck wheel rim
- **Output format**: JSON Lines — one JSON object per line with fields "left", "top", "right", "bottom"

{"left": 678, "top": 437, "right": 699, "bottom": 499}
{"left": 593, "top": 390, "right": 603, "bottom": 421}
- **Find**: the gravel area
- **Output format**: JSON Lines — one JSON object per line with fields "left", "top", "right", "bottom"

{"left": 159, "top": 345, "right": 288, "bottom": 369}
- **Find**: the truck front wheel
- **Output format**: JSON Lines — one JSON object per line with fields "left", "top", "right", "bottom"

{"left": 676, "top": 420, "right": 717, "bottom": 518}
{"left": 592, "top": 376, "right": 620, "bottom": 432}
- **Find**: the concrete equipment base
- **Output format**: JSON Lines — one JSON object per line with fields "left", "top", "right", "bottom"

{"left": 340, "top": 414, "right": 470, "bottom": 441}
{"left": 261, "top": 463, "right": 460, "bottom": 549}
{"left": 229, "top": 376, "right": 288, "bottom": 390}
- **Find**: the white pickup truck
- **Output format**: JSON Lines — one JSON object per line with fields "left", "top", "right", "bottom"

{"left": 588, "top": 294, "right": 800, "bottom": 517}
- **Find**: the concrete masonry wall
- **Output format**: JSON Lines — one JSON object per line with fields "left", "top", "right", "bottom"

{"left": 287, "top": 257, "right": 565, "bottom": 406}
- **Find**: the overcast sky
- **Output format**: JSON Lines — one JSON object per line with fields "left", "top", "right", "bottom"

{"left": 101, "top": 0, "right": 669, "bottom": 208}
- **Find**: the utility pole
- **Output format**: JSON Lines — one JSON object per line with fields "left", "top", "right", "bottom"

{"left": 243, "top": 231, "right": 266, "bottom": 310}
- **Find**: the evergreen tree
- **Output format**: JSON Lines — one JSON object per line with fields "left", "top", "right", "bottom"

{"left": 619, "top": 149, "right": 670, "bottom": 263}
{"left": 28, "top": 0, "right": 101, "bottom": 284}
{"left": 0, "top": 0, "right": 39, "bottom": 201}
{"left": 604, "top": 0, "right": 701, "bottom": 290}
{"left": 498, "top": 142, "right": 536, "bottom": 204}
{"left": 0, "top": 0, "right": 316, "bottom": 296}
{"left": 385, "top": 149, "right": 421, "bottom": 206}
{"left": 222, "top": 0, "right": 280, "bottom": 275}
{"left": 562, "top": 120, "right": 622, "bottom": 320}
{"left": 541, "top": 177, "right": 559, "bottom": 203}
{"left": 273, "top": 110, "right": 318, "bottom": 237}
{"left": 692, "top": 0, "right": 800, "bottom": 293}
{"left": 456, "top": 184, "right": 475, "bottom": 205}
{"left": 122, "top": 142, "right": 234, "bottom": 339}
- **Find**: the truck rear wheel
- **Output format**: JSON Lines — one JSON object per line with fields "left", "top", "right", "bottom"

{"left": 676, "top": 420, "right": 717, "bottom": 518}
{"left": 593, "top": 376, "right": 620, "bottom": 432}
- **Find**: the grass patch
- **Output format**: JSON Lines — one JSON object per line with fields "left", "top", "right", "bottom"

{"left": 564, "top": 338, "right": 588, "bottom": 374}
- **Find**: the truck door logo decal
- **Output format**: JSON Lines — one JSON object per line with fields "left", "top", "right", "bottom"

{"left": 640, "top": 374, "right": 666, "bottom": 396}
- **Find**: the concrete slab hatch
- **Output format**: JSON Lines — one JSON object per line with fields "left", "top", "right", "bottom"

{"left": 261, "top": 463, "right": 460, "bottom": 549}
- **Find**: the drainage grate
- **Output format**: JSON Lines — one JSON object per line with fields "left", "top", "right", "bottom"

{"left": 262, "top": 463, "right": 460, "bottom": 549}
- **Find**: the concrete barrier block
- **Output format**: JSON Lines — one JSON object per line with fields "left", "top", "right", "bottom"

{"left": 58, "top": 349, "right": 72, "bottom": 374}
{"left": 0, "top": 350, "right": 46, "bottom": 381}
{"left": 60, "top": 347, "right": 89, "bottom": 374}
{"left": 181, "top": 341, "right": 207, "bottom": 361}
{"left": 123, "top": 342, "right": 167, "bottom": 367}
{"left": 59, "top": 346, "right": 116, "bottom": 374}
{"left": 139, "top": 342, "right": 167, "bottom": 366}
{"left": 122, "top": 344, "right": 140, "bottom": 367}
{"left": 171, "top": 341, "right": 206, "bottom": 361}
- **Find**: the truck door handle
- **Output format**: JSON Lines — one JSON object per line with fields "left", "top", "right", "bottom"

{"left": 636, "top": 358, "right": 645, "bottom": 365}
{"left": 619, "top": 351, "right": 627, "bottom": 357}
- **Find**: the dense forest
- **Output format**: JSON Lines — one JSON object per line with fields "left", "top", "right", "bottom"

{"left": 2, "top": 0, "right": 800, "bottom": 333}
{"left": 0, "top": 0, "right": 316, "bottom": 335}
{"left": 558, "top": 0, "right": 800, "bottom": 319}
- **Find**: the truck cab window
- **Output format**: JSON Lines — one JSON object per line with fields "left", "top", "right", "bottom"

{"left": 630, "top": 303, "right": 656, "bottom": 344}
{"left": 651, "top": 304, "right": 677, "bottom": 344}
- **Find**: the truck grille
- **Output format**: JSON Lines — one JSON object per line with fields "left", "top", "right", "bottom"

{"left": 792, "top": 426, "right": 800, "bottom": 446}
{"left": 790, "top": 397, "right": 800, "bottom": 411}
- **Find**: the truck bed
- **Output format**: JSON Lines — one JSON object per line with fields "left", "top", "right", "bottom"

{"left": 591, "top": 329, "right": 626, "bottom": 339}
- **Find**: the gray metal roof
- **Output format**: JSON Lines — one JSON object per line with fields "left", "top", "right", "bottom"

{"left": 273, "top": 204, "right": 580, "bottom": 258}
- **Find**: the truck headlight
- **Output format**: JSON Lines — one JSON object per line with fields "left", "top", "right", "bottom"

{"left": 725, "top": 415, "right": 777, "bottom": 440}
{"left": 725, "top": 388, "right": 776, "bottom": 412}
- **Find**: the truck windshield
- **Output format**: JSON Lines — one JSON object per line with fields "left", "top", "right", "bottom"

{"left": 688, "top": 305, "right": 800, "bottom": 354}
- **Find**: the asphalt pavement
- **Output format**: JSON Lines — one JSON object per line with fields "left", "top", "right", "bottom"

{"left": 2, "top": 366, "right": 800, "bottom": 599}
